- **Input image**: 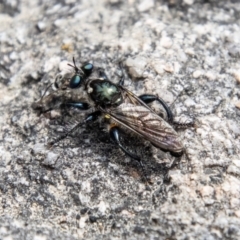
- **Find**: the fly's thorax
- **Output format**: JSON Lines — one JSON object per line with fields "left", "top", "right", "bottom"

{"left": 86, "top": 79, "right": 123, "bottom": 107}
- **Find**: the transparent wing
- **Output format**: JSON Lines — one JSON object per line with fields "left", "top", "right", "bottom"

{"left": 104, "top": 103, "right": 183, "bottom": 154}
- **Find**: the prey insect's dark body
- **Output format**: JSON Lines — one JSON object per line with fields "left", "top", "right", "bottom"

{"left": 33, "top": 58, "right": 191, "bottom": 177}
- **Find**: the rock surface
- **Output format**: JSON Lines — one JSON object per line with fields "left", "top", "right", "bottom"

{"left": 0, "top": 0, "right": 240, "bottom": 239}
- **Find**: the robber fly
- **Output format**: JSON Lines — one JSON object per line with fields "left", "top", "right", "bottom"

{"left": 32, "top": 58, "right": 194, "bottom": 175}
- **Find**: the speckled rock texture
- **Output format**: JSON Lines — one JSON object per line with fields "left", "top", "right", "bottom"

{"left": 1, "top": 0, "right": 240, "bottom": 239}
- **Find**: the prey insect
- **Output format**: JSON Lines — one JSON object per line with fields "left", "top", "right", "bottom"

{"left": 32, "top": 57, "right": 108, "bottom": 112}
{"left": 32, "top": 58, "right": 194, "bottom": 180}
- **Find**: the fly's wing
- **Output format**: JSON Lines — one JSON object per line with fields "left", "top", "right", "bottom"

{"left": 119, "top": 87, "right": 170, "bottom": 121}
{"left": 105, "top": 103, "right": 183, "bottom": 155}
{"left": 120, "top": 87, "right": 153, "bottom": 110}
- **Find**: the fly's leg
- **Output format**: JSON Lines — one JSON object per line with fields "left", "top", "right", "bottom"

{"left": 138, "top": 94, "right": 174, "bottom": 122}
{"left": 98, "top": 68, "right": 109, "bottom": 80}
{"left": 109, "top": 126, "right": 140, "bottom": 160}
{"left": 109, "top": 125, "right": 149, "bottom": 183}
{"left": 33, "top": 101, "right": 90, "bottom": 116}
{"left": 62, "top": 102, "right": 90, "bottom": 110}
{"left": 32, "top": 89, "right": 91, "bottom": 114}
{"left": 60, "top": 102, "right": 90, "bottom": 119}
{"left": 117, "top": 62, "right": 125, "bottom": 86}
{"left": 138, "top": 94, "right": 195, "bottom": 129}
{"left": 48, "top": 111, "right": 101, "bottom": 147}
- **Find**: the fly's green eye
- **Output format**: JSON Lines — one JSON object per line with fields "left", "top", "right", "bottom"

{"left": 69, "top": 74, "right": 82, "bottom": 88}
{"left": 82, "top": 63, "right": 93, "bottom": 77}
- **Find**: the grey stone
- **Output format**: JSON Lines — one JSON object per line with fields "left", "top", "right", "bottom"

{"left": 0, "top": 0, "right": 240, "bottom": 239}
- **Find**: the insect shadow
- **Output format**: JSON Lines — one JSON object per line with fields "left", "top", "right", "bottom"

{"left": 47, "top": 113, "right": 176, "bottom": 182}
